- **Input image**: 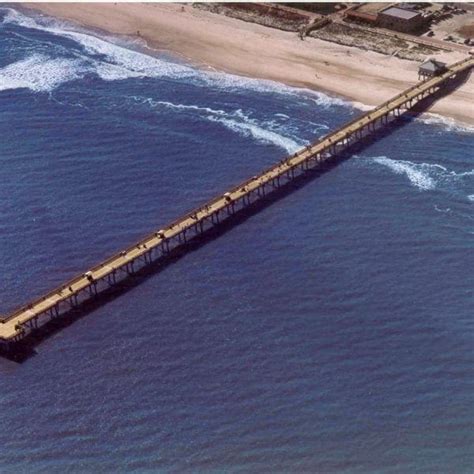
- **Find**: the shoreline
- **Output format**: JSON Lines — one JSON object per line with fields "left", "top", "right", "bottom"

{"left": 23, "top": 3, "right": 474, "bottom": 125}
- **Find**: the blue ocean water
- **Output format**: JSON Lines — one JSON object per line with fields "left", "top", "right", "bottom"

{"left": 0, "top": 7, "right": 473, "bottom": 473}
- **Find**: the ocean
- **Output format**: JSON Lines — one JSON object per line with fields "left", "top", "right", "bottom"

{"left": 0, "top": 7, "right": 473, "bottom": 473}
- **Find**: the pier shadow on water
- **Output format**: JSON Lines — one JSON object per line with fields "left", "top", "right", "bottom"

{"left": 3, "top": 68, "right": 471, "bottom": 363}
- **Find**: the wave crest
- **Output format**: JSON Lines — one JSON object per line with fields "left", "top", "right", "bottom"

{"left": 3, "top": 7, "right": 472, "bottom": 137}
{"left": 0, "top": 7, "right": 351, "bottom": 109}
{"left": 371, "top": 156, "right": 474, "bottom": 193}
{"left": 138, "top": 97, "right": 306, "bottom": 153}
{"left": 373, "top": 156, "right": 436, "bottom": 190}
{"left": 0, "top": 54, "right": 85, "bottom": 92}
{"left": 207, "top": 115, "right": 304, "bottom": 154}
{"left": 418, "top": 113, "right": 474, "bottom": 135}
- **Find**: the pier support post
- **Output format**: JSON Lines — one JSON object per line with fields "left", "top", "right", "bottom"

{"left": 160, "top": 240, "right": 170, "bottom": 256}
{"left": 88, "top": 282, "right": 98, "bottom": 296}
{"left": 68, "top": 294, "right": 79, "bottom": 309}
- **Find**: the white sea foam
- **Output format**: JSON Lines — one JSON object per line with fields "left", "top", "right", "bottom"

{"left": 351, "top": 101, "right": 375, "bottom": 112}
{"left": 308, "top": 122, "right": 330, "bottom": 134}
{"left": 135, "top": 97, "right": 306, "bottom": 153}
{"left": 92, "top": 60, "right": 140, "bottom": 82}
{"left": 418, "top": 113, "right": 474, "bottom": 135}
{"left": 143, "top": 99, "right": 227, "bottom": 117}
{"left": 0, "top": 54, "right": 85, "bottom": 92}
{"left": 6, "top": 5, "right": 473, "bottom": 137}
{"left": 468, "top": 195, "right": 474, "bottom": 202}
{"left": 309, "top": 92, "right": 351, "bottom": 109}
{"left": 370, "top": 156, "right": 474, "bottom": 192}
{"left": 0, "top": 7, "right": 354, "bottom": 109}
{"left": 372, "top": 157, "right": 436, "bottom": 190}
{"left": 0, "top": 8, "right": 269, "bottom": 87}
{"left": 3, "top": 8, "right": 193, "bottom": 77}
{"left": 207, "top": 115, "right": 304, "bottom": 154}
{"left": 434, "top": 205, "right": 451, "bottom": 213}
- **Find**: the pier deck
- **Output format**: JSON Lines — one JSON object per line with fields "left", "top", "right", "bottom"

{"left": 1, "top": 57, "right": 473, "bottom": 348}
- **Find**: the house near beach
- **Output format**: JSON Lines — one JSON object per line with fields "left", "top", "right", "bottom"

{"left": 377, "top": 6, "right": 429, "bottom": 33}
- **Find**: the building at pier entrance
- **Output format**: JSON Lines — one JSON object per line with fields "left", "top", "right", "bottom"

{"left": 418, "top": 59, "right": 447, "bottom": 79}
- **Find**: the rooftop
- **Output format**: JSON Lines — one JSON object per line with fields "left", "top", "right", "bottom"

{"left": 379, "top": 6, "right": 421, "bottom": 20}
{"left": 355, "top": 2, "right": 391, "bottom": 15}
{"left": 419, "top": 59, "right": 447, "bottom": 72}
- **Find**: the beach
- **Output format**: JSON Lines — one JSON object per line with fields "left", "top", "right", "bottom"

{"left": 25, "top": 3, "right": 474, "bottom": 125}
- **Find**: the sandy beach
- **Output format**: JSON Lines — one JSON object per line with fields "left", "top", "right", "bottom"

{"left": 25, "top": 3, "right": 474, "bottom": 124}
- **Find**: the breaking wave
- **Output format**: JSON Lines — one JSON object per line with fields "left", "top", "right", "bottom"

{"left": 141, "top": 99, "right": 228, "bottom": 117}
{"left": 0, "top": 54, "right": 85, "bottom": 92}
{"left": 2, "top": 7, "right": 472, "bottom": 136}
{"left": 2, "top": 8, "right": 194, "bottom": 77}
{"left": 0, "top": 7, "right": 352, "bottom": 108}
{"left": 138, "top": 97, "right": 306, "bottom": 153}
{"left": 417, "top": 113, "right": 474, "bottom": 135}
{"left": 372, "top": 157, "right": 436, "bottom": 190}
{"left": 207, "top": 115, "right": 304, "bottom": 154}
{"left": 370, "top": 156, "right": 474, "bottom": 192}
{"left": 434, "top": 205, "right": 451, "bottom": 213}
{"left": 308, "top": 92, "right": 351, "bottom": 109}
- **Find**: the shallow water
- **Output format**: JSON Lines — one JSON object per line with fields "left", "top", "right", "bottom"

{"left": 0, "top": 7, "right": 473, "bottom": 473}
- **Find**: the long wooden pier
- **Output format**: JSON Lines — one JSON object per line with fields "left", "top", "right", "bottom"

{"left": 1, "top": 57, "right": 473, "bottom": 350}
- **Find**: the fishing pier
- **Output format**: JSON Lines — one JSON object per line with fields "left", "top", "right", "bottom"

{"left": 1, "top": 57, "right": 473, "bottom": 351}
